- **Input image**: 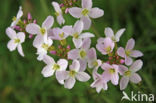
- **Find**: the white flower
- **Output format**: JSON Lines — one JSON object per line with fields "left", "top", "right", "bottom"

{"left": 6, "top": 27, "right": 25, "bottom": 57}
{"left": 36, "top": 38, "right": 53, "bottom": 61}
{"left": 10, "top": 6, "right": 23, "bottom": 28}
{"left": 70, "top": 20, "right": 95, "bottom": 48}
{"left": 26, "top": 16, "right": 54, "bottom": 48}
{"left": 119, "top": 60, "right": 143, "bottom": 90}
{"left": 69, "top": 0, "right": 104, "bottom": 30}
{"left": 41, "top": 55, "right": 68, "bottom": 84}
{"left": 52, "top": 2, "right": 65, "bottom": 25}
{"left": 56, "top": 60, "right": 90, "bottom": 89}
{"left": 105, "top": 27, "right": 125, "bottom": 42}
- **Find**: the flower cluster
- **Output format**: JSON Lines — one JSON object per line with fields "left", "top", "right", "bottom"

{"left": 6, "top": 0, "right": 143, "bottom": 93}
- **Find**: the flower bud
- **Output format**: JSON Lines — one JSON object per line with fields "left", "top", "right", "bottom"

{"left": 29, "top": 34, "right": 33, "bottom": 39}
{"left": 50, "top": 50, "right": 57, "bottom": 55}
{"left": 27, "top": 12, "right": 32, "bottom": 20}
{"left": 33, "top": 19, "right": 37, "bottom": 24}
{"left": 120, "top": 59, "right": 125, "bottom": 64}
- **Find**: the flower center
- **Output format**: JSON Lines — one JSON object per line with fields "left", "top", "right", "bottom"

{"left": 125, "top": 50, "right": 131, "bottom": 56}
{"left": 73, "top": 32, "right": 79, "bottom": 39}
{"left": 80, "top": 50, "right": 86, "bottom": 59}
{"left": 53, "top": 64, "right": 60, "bottom": 70}
{"left": 105, "top": 46, "right": 111, "bottom": 53}
{"left": 93, "top": 60, "right": 98, "bottom": 67}
{"left": 59, "top": 32, "right": 64, "bottom": 38}
{"left": 42, "top": 43, "right": 49, "bottom": 50}
{"left": 14, "top": 39, "right": 20, "bottom": 43}
{"left": 109, "top": 68, "right": 115, "bottom": 74}
{"left": 69, "top": 70, "right": 77, "bottom": 77}
{"left": 40, "top": 28, "right": 46, "bottom": 35}
{"left": 12, "top": 16, "right": 17, "bottom": 21}
{"left": 55, "top": 12, "right": 60, "bottom": 16}
{"left": 124, "top": 70, "right": 131, "bottom": 76}
{"left": 111, "top": 36, "right": 116, "bottom": 42}
{"left": 81, "top": 8, "right": 89, "bottom": 16}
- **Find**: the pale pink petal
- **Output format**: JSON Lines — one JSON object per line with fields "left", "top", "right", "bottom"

{"left": 17, "top": 6, "right": 23, "bottom": 19}
{"left": 125, "top": 56, "right": 133, "bottom": 66}
{"left": 115, "top": 28, "right": 125, "bottom": 42}
{"left": 79, "top": 32, "right": 95, "bottom": 38}
{"left": 76, "top": 72, "right": 90, "bottom": 82}
{"left": 43, "top": 55, "right": 55, "bottom": 65}
{"left": 33, "top": 35, "right": 43, "bottom": 48}
{"left": 120, "top": 76, "right": 129, "bottom": 90}
{"left": 73, "top": 38, "right": 82, "bottom": 48}
{"left": 57, "top": 15, "right": 65, "bottom": 25}
{"left": 104, "top": 27, "right": 114, "bottom": 38}
{"left": 17, "top": 44, "right": 24, "bottom": 57}
{"left": 68, "top": 49, "right": 79, "bottom": 60}
{"left": 62, "top": 26, "right": 72, "bottom": 35}
{"left": 56, "top": 71, "right": 69, "bottom": 82}
{"left": 81, "top": 38, "right": 91, "bottom": 49}
{"left": 57, "top": 59, "right": 68, "bottom": 71}
{"left": 89, "top": 7, "right": 104, "bottom": 18}
{"left": 17, "top": 32, "right": 25, "bottom": 43}
{"left": 111, "top": 74, "right": 119, "bottom": 85}
{"left": 42, "top": 16, "right": 54, "bottom": 29}
{"left": 6, "top": 27, "right": 17, "bottom": 39}
{"left": 126, "top": 38, "right": 135, "bottom": 50}
{"left": 96, "top": 43, "right": 107, "bottom": 55}
{"left": 82, "top": 0, "right": 92, "bottom": 9}
{"left": 64, "top": 77, "right": 76, "bottom": 89}
{"left": 130, "top": 60, "right": 143, "bottom": 72}
{"left": 26, "top": 23, "right": 40, "bottom": 34}
{"left": 102, "top": 71, "right": 111, "bottom": 83}
{"left": 130, "top": 73, "right": 142, "bottom": 83}
{"left": 101, "top": 63, "right": 112, "bottom": 71}
{"left": 52, "top": 2, "right": 61, "bottom": 12}
{"left": 73, "top": 20, "right": 84, "bottom": 34}
{"left": 118, "top": 65, "right": 128, "bottom": 75}
{"left": 79, "top": 59, "right": 87, "bottom": 72}
{"left": 130, "top": 50, "right": 143, "bottom": 58}
{"left": 97, "top": 38, "right": 105, "bottom": 44}
{"left": 70, "top": 60, "right": 80, "bottom": 72}
{"left": 7, "top": 40, "right": 17, "bottom": 51}
{"left": 87, "top": 48, "right": 96, "bottom": 60}
{"left": 69, "top": 7, "right": 82, "bottom": 18}
{"left": 80, "top": 16, "right": 91, "bottom": 30}
{"left": 117, "top": 47, "right": 125, "bottom": 58}
{"left": 41, "top": 65, "right": 55, "bottom": 77}
{"left": 104, "top": 37, "right": 115, "bottom": 50}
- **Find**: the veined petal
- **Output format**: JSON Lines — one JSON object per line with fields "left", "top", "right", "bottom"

{"left": 79, "top": 32, "right": 95, "bottom": 38}
{"left": 120, "top": 76, "right": 129, "bottom": 90}
{"left": 87, "top": 48, "right": 97, "bottom": 60}
{"left": 73, "top": 38, "right": 83, "bottom": 48}
{"left": 43, "top": 55, "right": 55, "bottom": 65}
{"left": 130, "top": 50, "right": 143, "bottom": 58}
{"left": 81, "top": 38, "right": 91, "bottom": 49}
{"left": 125, "top": 56, "right": 133, "bottom": 66}
{"left": 130, "top": 60, "right": 143, "bottom": 72}
{"left": 33, "top": 35, "right": 43, "bottom": 48}
{"left": 6, "top": 27, "right": 16, "bottom": 39}
{"left": 89, "top": 7, "right": 104, "bottom": 18}
{"left": 42, "top": 16, "right": 54, "bottom": 29}
{"left": 26, "top": 23, "right": 40, "bottom": 34}
{"left": 82, "top": 0, "right": 92, "bottom": 9}
{"left": 111, "top": 74, "right": 119, "bottom": 85}
{"left": 62, "top": 26, "right": 72, "bottom": 35}
{"left": 64, "top": 77, "right": 76, "bottom": 89}
{"left": 79, "top": 59, "right": 87, "bottom": 72}
{"left": 17, "top": 6, "right": 23, "bottom": 19}
{"left": 76, "top": 72, "right": 90, "bottom": 82}
{"left": 57, "top": 59, "right": 68, "bottom": 71}
{"left": 101, "top": 63, "right": 112, "bottom": 71}
{"left": 80, "top": 16, "right": 91, "bottom": 30}
{"left": 56, "top": 71, "right": 69, "bottom": 81}
{"left": 126, "top": 38, "right": 135, "bottom": 50}
{"left": 57, "top": 15, "right": 65, "bottom": 25}
{"left": 17, "top": 32, "right": 25, "bottom": 43}
{"left": 17, "top": 44, "right": 24, "bottom": 57}
{"left": 73, "top": 20, "right": 84, "bottom": 34}
{"left": 130, "top": 73, "right": 142, "bottom": 83}
{"left": 115, "top": 28, "right": 125, "bottom": 42}
{"left": 105, "top": 27, "right": 114, "bottom": 38}
{"left": 7, "top": 40, "right": 17, "bottom": 51}
{"left": 41, "top": 65, "right": 55, "bottom": 77}
{"left": 117, "top": 47, "right": 125, "bottom": 58}
{"left": 118, "top": 65, "right": 128, "bottom": 75}
{"left": 68, "top": 49, "right": 79, "bottom": 60}
{"left": 69, "top": 60, "right": 80, "bottom": 72}
{"left": 69, "top": 7, "right": 82, "bottom": 18}
{"left": 52, "top": 2, "right": 61, "bottom": 12}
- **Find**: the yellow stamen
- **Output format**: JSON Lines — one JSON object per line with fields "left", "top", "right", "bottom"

{"left": 42, "top": 43, "right": 49, "bottom": 50}
{"left": 73, "top": 32, "right": 79, "bottom": 39}
{"left": 69, "top": 70, "right": 77, "bottom": 77}
{"left": 81, "top": 8, "right": 89, "bottom": 16}
{"left": 80, "top": 50, "right": 86, "bottom": 59}
{"left": 109, "top": 68, "right": 115, "bottom": 74}
{"left": 14, "top": 39, "right": 20, "bottom": 43}
{"left": 40, "top": 28, "right": 46, "bottom": 35}
{"left": 124, "top": 70, "right": 131, "bottom": 76}
{"left": 53, "top": 64, "right": 60, "bottom": 70}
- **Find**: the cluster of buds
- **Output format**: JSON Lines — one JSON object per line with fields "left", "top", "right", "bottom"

{"left": 5, "top": 0, "right": 143, "bottom": 93}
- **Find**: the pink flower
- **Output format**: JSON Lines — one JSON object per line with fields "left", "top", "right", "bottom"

{"left": 96, "top": 37, "right": 115, "bottom": 55}
{"left": 117, "top": 38, "right": 143, "bottom": 66}
{"left": 119, "top": 60, "right": 143, "bottom": 90}
{"left": 101, "top": 63, "right": 120, "bottom": 85}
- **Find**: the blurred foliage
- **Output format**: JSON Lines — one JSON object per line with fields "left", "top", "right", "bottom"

{"left": 0, "top": 0, "right": 156, "bottom": 103}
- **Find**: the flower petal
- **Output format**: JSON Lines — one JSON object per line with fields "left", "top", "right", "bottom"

{"left": 80, "top": 16, "right": 91, "bottom": 30}
{"left": 76, "top": 72, "right": 90, "bottom": 82}
{"left": 130, "top": 60, "right": 143, "bottom": 72}
{"left": 62, "top": 26, "right": 72, "bottom": 35}
{"left": 79, "top": 32, "right": 95, "bottom": 38}
{"left": 52, "top": 2, "right": 61, "bottom": 12}
{"left": 26, "top": 23, "right": 40, "bottom": 34}
{"left": 130, "top": 73, "right": 142, "bottom": 83}
{"left": 87, "top": 48, "right": 97, "bottom": 60}
{"left": 43, "top": 55, "right": 55, "bottom": 65}
{"left": 81, "top": 38, "right": 91, "bottom": 49}
{"left": 73, "top": 20, "right": 84, "bottom": 34}
{"left": 69, "top": 60, "right": 80, "bottom": 72}
{"left": 89, "top": 7, "right": 104, "bottom": 18}
{"left": 57, "top": 15, "right": 65, "bottom": 25}
{"left": 73, "top": 38, "right": 82, "bottom": 48}
{"left": 101, "top": 63, "right": 112, "bottom": 71}
{"left": 33, "top": 35, "right": 43, "bottom": 48}
{"left": 130, "top": 50, "right": 143, "bottom": 58}
{"left": 41, "top": 65, "right": 55, "bottom": 77}
{"left": 17, "top": 6, "right": 23, "bottom": 19}
{"left": 79, "top": 59, "right": 87, "bottom": 72}
{"left": 104, "top": 27, "right": 114, "bottom": 38}
{"left": 56, "top": 71, "right": 69, "bottom": 84}
{"left": 118, "top": 65, "right": 128, "bottom": 75}
{"left": 82, "top": 0, "right": 92, "bottom": 9}
{"left": 111, "top": 74, "right": 119, "bottom": 85}
{"left": 126, "top": 38, "right": 135, "bottom": 50}
{"left": 120, "top": 76, "right": 129, "bottom": 90}
{"left": 125, "top": 56, "right": 133, "bottom": 66}
{"left": 17, "top": 32, "right": 25, "bottom": 43}
{"left": 115, "top": 28, "right": 125, "bottom": 42}
{"left": 64, "top": 77, "right": 76, "bottom": 89}
{"left": 57, "top": 59, "right": 68, "bottom": 71}
{"left": 17, "top": 44, "right": 24, "bottom": 57}
{"left": 117, "top": 47, "right": 125, "bottom": 58}
{"left": 68, "top": 49, "right": 79, "bottom": 60}
{"left": 42, "top": 16, "right": 54, "bottom": 29}
{"left": 69, "top": 7, "right": 82, "bottom": 18}
{"left": 6, "top": 27, "right": 16, "bottom": 39}
{"left": 7, "top": 40, "right": 17, "bottom": 51}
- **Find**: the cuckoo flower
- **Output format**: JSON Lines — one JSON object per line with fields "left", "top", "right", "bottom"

{"left": 49, "top": 26, "right": 72, "bottom": 40}
{"left": 52, "top": 2, "right": 65, "bottom": 25}
{"left": 36, "top": 38, "right": 53, "bottom": 61}
{"left": 26, "top": 16, "right": 54, "bottom": 48}
{"left": 69, "top": 0, "right": 104, "bottom": 30}
{"left": 119, "top": 60, "right": 143, "bottom": 90}
{"left": 96, "top": 37, "right": 115, "bottom": 55}
{"left": 68, "top": 38, "right": 91, "bottom": 71}
{"left": 6, "top": 27, "right": 25, "bottom": 57}
{"left": 105, "top": 27, "right": 125, "bottom": 42}
{"left": 101, "top": 63, "right": 120, "bottom": 85}
{"left": 56, "top": 60, "right": 90, "bottom": 89}
{"left": 91, "top": 71, "right": 108, "bottom": 93}
{"left": 11, "top": 6, "right": 23, "bottom": 28}
{"left": 41, "top": 55, "right": 68, "bottom": 84}
{"left": 117, "top": 38, "right": 143, "bottom": 66}
{"left": 87, "top": 48, "right": 102, "bottom": 69}
{"left": 70, "top": 20, "right": 95, "bottom": 48}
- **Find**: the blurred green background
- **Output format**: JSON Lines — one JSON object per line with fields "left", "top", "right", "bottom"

{"left": 0, "top": 0, "right": 156, "bottom": 103}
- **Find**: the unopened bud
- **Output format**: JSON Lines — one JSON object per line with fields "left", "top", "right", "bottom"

{"left": 120, "top": 59, "right": 125, "bottom": 64}
{"left": 27, "top": 12, "right": 32, "bottom": 20}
